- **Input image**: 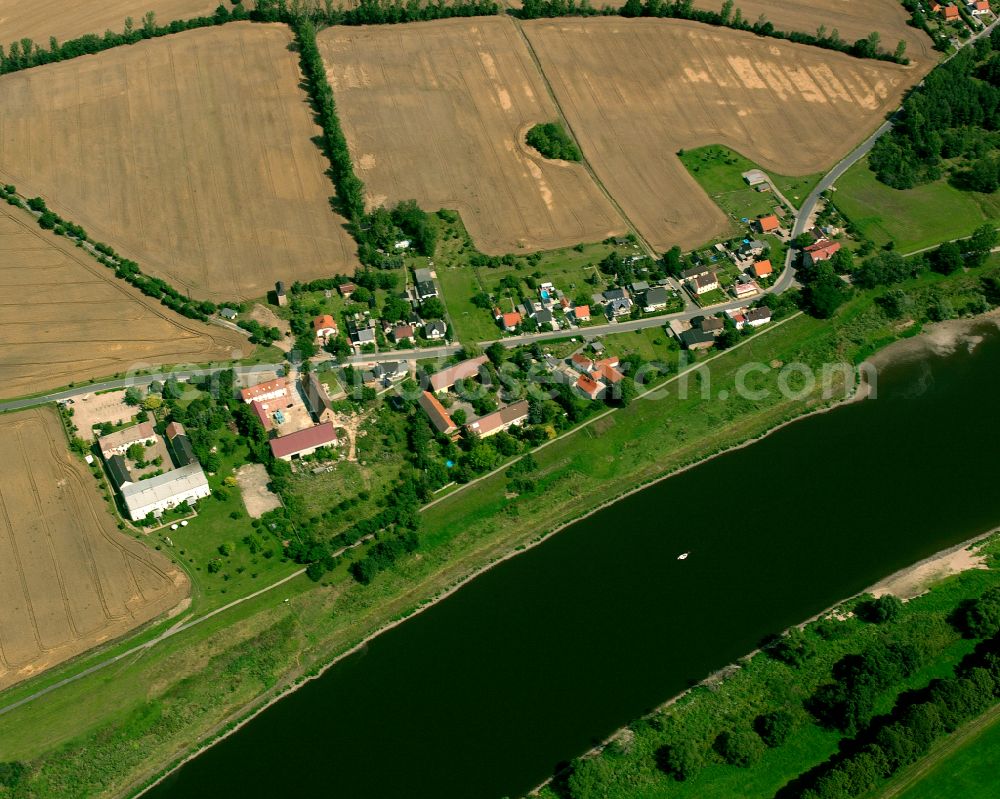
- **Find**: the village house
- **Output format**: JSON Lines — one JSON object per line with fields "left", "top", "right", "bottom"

{"left": 727, "top": 310, "right": 747, "bottom": 330}
{"left": 164, "top": 421, "right": 196, "bottom": 467}
{"left": 120, "top": 463, "right": 211, "bottom": 521}
{"left": 575, "top": 372, "right": 605, "bottom": 401}
{"left": 751, "top": 259, "right": 773, "bottom": 279}
{"left": 757, "top": 214, "right": 780, "bottom": 234}
{"left": 572, "top": 305, "right": 591, "bottom": 323}
{"left": 220, "top": 307, "right": 238, "bottom": 321}
{"left": 969, "top": 0, "right": 991, "bottom": 16}
{"left": 391, "top": 323, "right": 415, "bottom": 345}
{"left": 700, "top": 317, "right": 724, "bottom": 336}
{"left": 746, "top": 307, "right": 773, "bottom": 328}
{"left": 350, "top": 323, "right": 377, "bottom": 349}
{"left": 533, "top": 308, "right": 555, "bottom": 327}
{"left": 425, "top": 320, "right": 447, "bottom": 340}
{"left": 571, "top": 353, "right": 595, "bottom": 373}
{"left": 497, "top": 309, "right": 522, "bottom": 332}
{"left": 940, "top": 3, "right": 960, "bottom": 19}
{"left": 733, "top": 279, "right": 761, "bottom": 299}
{"left": 681, "top": 265, "right": 710, "bottom": 281}
{"left": 374, "top": 362, "right": 408, "bottom": 385}
{"left": 418, "top": 391, "right": 458, "bottom": 436}
{"left": 313, "top": 314, "right": 338, "bottom": 343}
{"left": 269, "top": 422, "right": 338, "bottom": 461}
{"left": 595, "top": 357, "right": 624, "bottom": 385}
{"left": 692, "top": 272, "right": 720, "bottom": 296}
{"left": 680, "top": 328, "right": 716, "bottom": 350}
{"left": 740, "top": 240, "right": 767, "bottom": 259}
{"left": 302, "top": 374, "right": 336, "bottom": 425}
{"left": 803, "top": 239, "right": 842, "bottom": 267}
{"left": 465, "top": 400, "right": 530, "bottom": 438}
{"left": 338, "top": 281, "right": 357, "bottom": 298}
{"left": 97, "top": 421, "right": 157, "bottom": 459}
{"left": 416, "top": 280, "right": 438, "bottom": 300}
{"left": 606, "top": 296, "right": 633, "bottom": 317}
{"left": 240, "top": 377, "right": 289, "bottom": 405}
{"left": 429, "top": 355, "right": 489, "bottom": 394}
{"left": 643, "top": 286, "right": 669, "bottom": 312}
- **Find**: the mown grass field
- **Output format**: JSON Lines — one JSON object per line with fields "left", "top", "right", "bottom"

{"left": 882, "top": 706, "right": 1000, "bottom": 799}
{"left": 2, "top": 261, "right": 999, "bottom": 798}
{"left": 833, "top": 158, "right": 999, "bottom": 254}
{"left": 679, "top": 144, "right": 820, "bottom": 234}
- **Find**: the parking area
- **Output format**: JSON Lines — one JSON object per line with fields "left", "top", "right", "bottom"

{"left": 69, "top": 390, "right": 137, "bottom": 441}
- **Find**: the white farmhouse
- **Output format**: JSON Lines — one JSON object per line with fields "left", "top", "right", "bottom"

{"left": 120, "top": 463, "right": 210, "bottom": 521}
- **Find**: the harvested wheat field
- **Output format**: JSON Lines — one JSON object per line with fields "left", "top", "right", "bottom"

{"left": 0, "top": 407, "right": 189, "bottom": 690}
{"left": 0, "top": 203, "right": 245, "bottom": 400}
{"left": 0, "top": 0, "right": 218, "bottom": 49}
{"left": 0, "top": 22, "right": 358, "bottom": 302}
{"left": 317, "top": 17, "right": 627, "bottom": 254}
{"left": 692, "top": 0, "right": 936, "bottom": 70}
{"left": 525, "top": 18, "right": 926, "bottom": 251}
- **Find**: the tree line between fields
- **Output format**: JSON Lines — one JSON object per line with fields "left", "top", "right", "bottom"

{"left": 870, "top": 28, "right": 1000, "bottom": 193}
{"left": 547, "top": 580, "right": 1000, "bottom": 799}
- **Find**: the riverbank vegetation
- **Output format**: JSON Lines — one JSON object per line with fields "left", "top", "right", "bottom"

{"left": 3, "top": 259, "right": 1000, "bottom": 797}
{"left": 529, "top": 537, "right": 1000, "bottom": 799}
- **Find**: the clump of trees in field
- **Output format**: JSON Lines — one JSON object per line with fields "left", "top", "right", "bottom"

{"left": 526, "top": 122, "right": 582, "bottom": 161}
{"left": 869, "top": 31, "right": 1000, "bottom": 191}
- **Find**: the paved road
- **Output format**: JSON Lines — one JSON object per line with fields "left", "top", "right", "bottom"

{"left": 0, "top": 364, "right": 278, "bottom": 414}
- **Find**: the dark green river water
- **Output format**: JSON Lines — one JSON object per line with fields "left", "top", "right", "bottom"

{"left": 146, "top": 324, "right": 1000, "bottom": 799}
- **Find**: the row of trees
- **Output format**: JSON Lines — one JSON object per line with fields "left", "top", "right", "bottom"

{"left": 0, "top": 5, "right": 247, "bottom": 75}
{"left": 0, "top": 186, "right": 217, "bottom": 323}
{"left": 253, "top": 0, "right": 500, "bottom": 27}
{"left": 517, "top": 0, "right": 908, "bottom": 64}
{"left": 785, "top": 628, "right": 1000, "bottom": 798}
{"left": 869, "top": 33, "right": 1000, "bottom": 190}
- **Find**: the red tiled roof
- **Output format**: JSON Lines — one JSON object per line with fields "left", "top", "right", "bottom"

{"left": 758, "top": 215, "right": 780, "bottom": 232}
{"left": 269, "top": 422, "right": 337, "bottom": 459}
{"left": 312, "top": 314, "right": 337, "bottom": 332}
{"left": 240, "top": 377, "right": 287, "bottom": 403}
{"left": 752, "top": 259, "right": 773, "bottom": 277}
{"left": 574, "top": 305, "right": 590, "bottom": 319}
{"left": 467, "top": 400, "right": 529, "bottom": 437}
{"left": 501, "top": 312, "right": 522, "bottom": 328}
{"left": 164, "top": 421, "right": 186, "bottom": 439}
{"left": 250, "top": 399, "right": 274, "bottom": 431}
{"left": 804, "top": 239, "right": 841, "bottom": 261}
{"left": 576, "top": 373, "right": 602, "bottom": 398}
{"left": 429, "top": 355, "right": 488, "bottom": 393}
{"left": 418, "top": 391, "right": 457, "bottom": 434}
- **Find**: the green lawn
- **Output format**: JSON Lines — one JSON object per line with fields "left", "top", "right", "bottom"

{"left": 679, "top": 145, "right": 821, "bottom": 241}
{"left": 599, "top": 326, "right": 678, "bottom": 364}
{"left": 435, "top": 262, "right": 497, "bottom": 343}
{"left": 888, "top": 707, "right": 1000, "bottom": 799}
{"left": 833, "top": 158, "right": 998, "bottom": 254}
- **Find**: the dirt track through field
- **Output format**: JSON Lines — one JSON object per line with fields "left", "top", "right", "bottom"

{"left": 0, "top": 204, "right": 245, "bottom": 399}
{"left": 525, "top": 17, "right": 928, "bottom": 251}
{"left": 0, "top": 22, "right": 358, "bottom": 302}
{"left": 0, "top": 0, "right": 218, "bottom": 49}
{"left": 317, "top": 17, "right": 628, "bottom": 255}
{"left": 0, "top": 407, "right": 189, "bottom": 691}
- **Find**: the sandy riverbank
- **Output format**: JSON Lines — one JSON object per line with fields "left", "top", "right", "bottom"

{"left": 868, "top": 309, "right": 1000, "bottom": 370}
{"left": 869, "top": 533, "right": 993, "bottom": 601}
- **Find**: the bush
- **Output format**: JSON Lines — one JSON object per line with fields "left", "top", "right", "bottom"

{"left": 655, "top": 740, "right": 704, "bottom": 781}
{"left": 713, "top": 728, "right": 765, "bottom": 767}
{"left": 755, "top": 709, "right": 796, "bottom": 748}
{"left": 525, "top": 121, "right": 581, "bottom": 161}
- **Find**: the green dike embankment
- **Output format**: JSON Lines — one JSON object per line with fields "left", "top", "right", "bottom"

{"left": 2, "top": 262, "right": 999, "bottom": 799}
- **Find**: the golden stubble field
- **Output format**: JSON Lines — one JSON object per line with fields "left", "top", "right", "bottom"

{"left": 525, "top": 17, "right": 927, "bottom": 251}
{"left": 317, "top": 17, "right": 628, "bottom": 255}
{"left": 0, "top": 22, "right": 358, "bottom": 302}
{"left": 0, "top": 0, "right": 219, "bottom": 49}
{"left": 691, "top": 0, "right": 936, "bottom": 70}
{"left": 0, "top": 407, "right": 189, "bottom": 691}
{"left": 0, "top": 204, "right": 246, "bottom": 399}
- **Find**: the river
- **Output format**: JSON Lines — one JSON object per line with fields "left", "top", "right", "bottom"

{"left": 146, "top": 321, "right": 1000, "bottom": 799}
